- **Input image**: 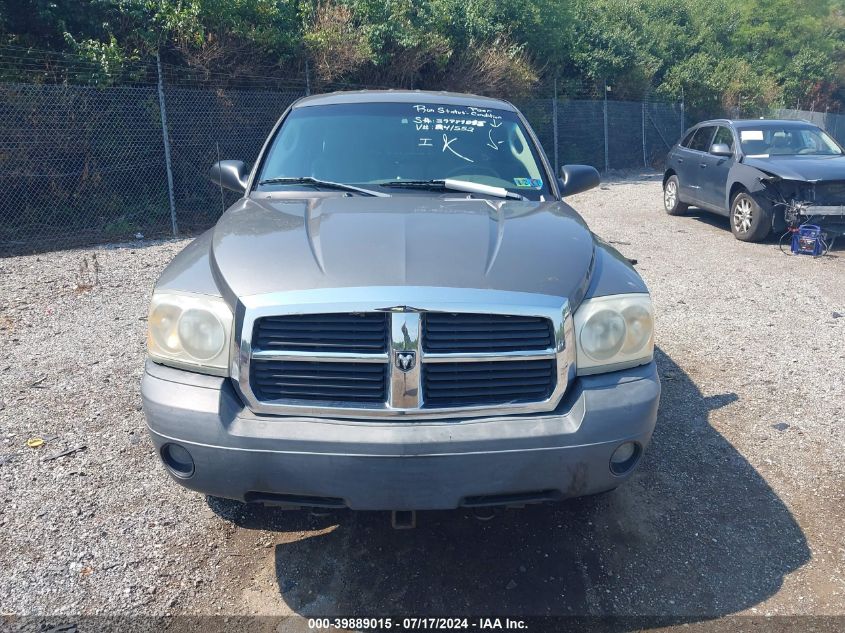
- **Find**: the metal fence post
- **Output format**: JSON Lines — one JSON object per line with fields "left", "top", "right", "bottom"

{"left": 305, "top": 59, "right": 311, "bottom": 96}
{"left": 552, "top": 77, "right": 559, "bottom": 174}
{"left": 156, "top": 53, "right": 178, "bottom": 236}
{"left": 680, "top": 86, "right": 685, "bottom": 137}
{"left": 642, "top": 100, "right": 647, "bottom": 168}
{"left": 603, "top": 80, "right": 609, "bottom": 173}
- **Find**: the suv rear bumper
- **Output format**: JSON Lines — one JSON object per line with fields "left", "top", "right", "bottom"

{"left": 141, "top": 361, "right": 660, "bottom": 510}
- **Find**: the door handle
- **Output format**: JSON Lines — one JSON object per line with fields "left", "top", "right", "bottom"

{"left": 677, "top": 158, "right": 684, "bottom": 164}
{"left": 700, "top": 162, "right": 707, "bottom": 168}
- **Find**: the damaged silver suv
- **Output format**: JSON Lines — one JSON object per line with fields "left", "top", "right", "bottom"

{"left": 141, "top": 91, "right": 660, "bottom": 522}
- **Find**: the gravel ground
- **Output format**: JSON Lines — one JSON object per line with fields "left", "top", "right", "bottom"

{"left": 1, "top": 174, "right": 843, "bottom": 624}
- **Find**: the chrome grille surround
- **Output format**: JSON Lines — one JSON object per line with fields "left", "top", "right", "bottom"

{"left": 233, "top": 286, "right": 575, "bottom": 420}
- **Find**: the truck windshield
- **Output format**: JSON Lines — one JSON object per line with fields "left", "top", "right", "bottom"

{"left": 257, "top": 102, "right": 551, "bottom": 199}
{"left": 739, "top": 125, "right": 843, "bottom": 157}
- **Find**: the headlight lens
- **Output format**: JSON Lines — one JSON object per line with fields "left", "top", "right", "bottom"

{"left": 580, "top": 309, "right": 626, "bottom": 360}
{"left": 149, "top": 303, "right": 181, "bottom": 353}
{"left": 177, "top": 309, "right": 226, "bottom": 360}
{"left": 147, "top": 291, "right": 233, "bottom": 375}
{"left": 574, "top": 293, "right": 654, "bottom": 375}
{"left": 621, "top": 303, "right": 653, "bottom": 354}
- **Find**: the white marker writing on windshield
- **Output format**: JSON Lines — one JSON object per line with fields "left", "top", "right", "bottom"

{"left": 442, "top": 134, "right": 473, "bottom": 163}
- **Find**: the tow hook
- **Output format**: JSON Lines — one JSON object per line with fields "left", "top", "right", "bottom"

{"left": 391, "top": 510, "right": 416, "bottom": 529}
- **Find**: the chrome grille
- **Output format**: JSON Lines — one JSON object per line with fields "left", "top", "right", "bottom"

{"left": 422, "top": 359, "right": 556, "bottom": 407}
{"left": 237, "top": 287, "right": 574, "bottom": 419}
{"left": 423, "top": 313, "right": 553, "bottom": 353}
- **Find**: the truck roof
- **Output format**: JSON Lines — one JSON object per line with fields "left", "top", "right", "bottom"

{"left": 292, "top": 89, "right": 516, "bottom": 111}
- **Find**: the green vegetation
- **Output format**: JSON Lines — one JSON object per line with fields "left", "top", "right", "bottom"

{"left": 1, "top": 0, "right": 844, "bottom": 113}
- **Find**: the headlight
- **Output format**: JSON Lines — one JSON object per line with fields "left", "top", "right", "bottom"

{"left": 147, "top": 291, "right": 233, "bottom": 375}
{"left": 574, "top": 293, "right": 654, "bottom": 375}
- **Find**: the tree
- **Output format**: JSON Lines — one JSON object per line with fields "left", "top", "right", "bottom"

{"left": 1, "top": 0, "right": 844, "bottom": 112}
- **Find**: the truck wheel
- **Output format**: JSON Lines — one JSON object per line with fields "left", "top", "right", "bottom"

{"left": 730, "top": 191, "right": 771, "bottom": 242}
{"left": 663, "top": 175, "right": 688, "bottom": 215}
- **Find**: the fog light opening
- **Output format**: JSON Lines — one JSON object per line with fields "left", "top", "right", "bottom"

{"left": 609, "top": 442, "right": 641, "bottom": 476}
{"left": 161, "top": 443, "right": 195, "bottom": 478}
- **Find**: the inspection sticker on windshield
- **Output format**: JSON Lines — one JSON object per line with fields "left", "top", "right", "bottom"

{"left": 514, "top": 177, "right": 543, "bottom": 188}
{"left": 740, "top": 130, "right": 764, "bottom": 141}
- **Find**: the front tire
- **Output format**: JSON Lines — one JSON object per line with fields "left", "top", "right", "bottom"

{"left": 663, "top": 175, "right": 688, "bottom": 215}
{"left": 730, "top": 191, "right": 771, "bottom": 242}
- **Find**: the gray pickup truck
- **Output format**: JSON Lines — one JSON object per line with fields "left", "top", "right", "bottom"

{"left": 141, "top": 91, "right": 660, "bottom": 524}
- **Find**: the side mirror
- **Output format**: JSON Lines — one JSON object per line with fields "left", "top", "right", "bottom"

{"left": 709, "top": 143, "right": 733, "bottom": 157}
{"left": 559, "top": 165, "right": 601, "bottom": 197}
{"left": 210, "top": 160, "right": 249, "bottom": 193}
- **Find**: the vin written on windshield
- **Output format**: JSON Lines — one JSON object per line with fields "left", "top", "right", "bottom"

{"left": 411, "top": 104, "right": 505, "bottom": 161}
{"left": 256, "top": 101, "right": 551, "bottom": 200}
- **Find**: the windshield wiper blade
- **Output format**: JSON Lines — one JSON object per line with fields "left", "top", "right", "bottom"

{"left": 257, "top": 177, "right": 387, "bottom": 197}
{"left": 379, "top": 179, "right": 525, "bottom": 200}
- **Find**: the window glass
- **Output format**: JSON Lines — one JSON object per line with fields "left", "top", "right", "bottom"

{"left": 257, "top": 102, "right": 551, "bottom": 199}
{"left": 688, "top": 126, "right": 715, "bottom": 152}
{"left": 737, "top": 125, "right": 842, "bottom": 156}
{"left": 680, "top": 130, "right": 696, "bottom": 147}
{"left": 712, "top": 126, "right": 734, "bottom": 151}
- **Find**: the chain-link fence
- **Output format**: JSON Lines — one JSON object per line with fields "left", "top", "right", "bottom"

{"left": 163, "top": 85, "right": 305, "bottom": 233}
{"left": 771, "top": 108, "right": 845, "bottom": 146}
{"left": 0, "top": 49, "right": 686, "bottom": 255}
{"left": 0, "top": 82, "right": 171, "bottom": 249}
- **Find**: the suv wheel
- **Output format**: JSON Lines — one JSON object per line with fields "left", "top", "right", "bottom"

{"left": 730, "top": 191, "right": 771, "bottom": 242}
{"left": 663, "top": 175, "right": 688, "bottom": 215}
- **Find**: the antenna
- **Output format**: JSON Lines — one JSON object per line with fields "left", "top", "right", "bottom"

{"left": 216, "top": 141, "right": 225, "bottom": 216}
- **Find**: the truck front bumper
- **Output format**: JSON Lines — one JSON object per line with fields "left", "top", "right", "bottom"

{"left": 141, "top": 361, "right": 660, "bottom": 511}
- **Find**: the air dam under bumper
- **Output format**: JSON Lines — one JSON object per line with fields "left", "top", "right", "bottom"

{"left": 141, "top": 361, "right": 660, "bottom": 510}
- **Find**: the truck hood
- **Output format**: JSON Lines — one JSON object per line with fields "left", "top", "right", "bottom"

{"left": 209, "top": 195, "right": 596, "bottom": 303}
{"left": 742, "top": 154, "right": 845, "bottom": 181}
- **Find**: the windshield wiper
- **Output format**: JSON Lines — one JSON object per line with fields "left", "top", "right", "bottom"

{"left": 379, "top": 179, "right": 526, "bottom": 200}
{"left": 257, "top": 177, "right": 388, "bottom": 197}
